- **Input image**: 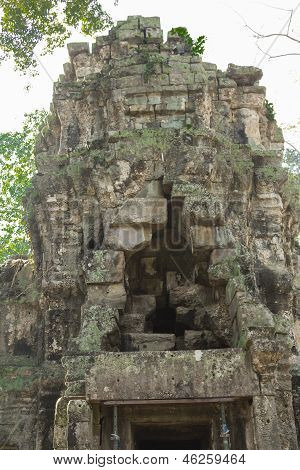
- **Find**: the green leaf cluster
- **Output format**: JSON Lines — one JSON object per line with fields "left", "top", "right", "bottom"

{"left": 0, "top": 1, "right": 112, "bottom": 72}
{"left": 0, "top": 110, "right": 47, "bottom": 263}
{"left": 264, "top": 99, "right": 276, "bottom": 121}
{"left": 170, "top": 26, "right": 206, "bottom": 56}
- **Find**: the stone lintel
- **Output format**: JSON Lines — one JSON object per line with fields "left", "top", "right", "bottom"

{"left": 86, "top": 349, "right": 260, "bottom": 402}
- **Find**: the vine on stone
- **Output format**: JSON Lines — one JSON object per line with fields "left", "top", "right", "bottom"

{"left": 265, "top": 99, "right": 276, "bottom": 121}
{"left": 170, "top": 27, "right": 206, "bottom": 56}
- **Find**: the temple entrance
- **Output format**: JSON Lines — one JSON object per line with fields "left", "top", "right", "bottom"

{"left": 98, "top": 400, "right": 254, "bottom": 450}
{"left": 133, "top": 423, "right": 211, "bottom": 450}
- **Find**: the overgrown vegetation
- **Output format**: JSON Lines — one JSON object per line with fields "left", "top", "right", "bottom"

{"left": 0, "top": 0, "right": 112, "bottom": 72}
{"left": 265, "top": 99, "right": 276, "bottom": 121}
{"left": 141, "top": 53, "right": 168, "bottom": 82}
{"left": 170, "top": 27, "right": 206, "bottom": 56}
{"left": 0, "top": 110, "right": 47, "bottom": 263}
{"left": 283, "top": 148, "right": 300, "bottom": 217}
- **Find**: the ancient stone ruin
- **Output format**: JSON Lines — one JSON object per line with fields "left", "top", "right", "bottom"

{"left": 0, "top": 16, "right": 299, "bottom": 450}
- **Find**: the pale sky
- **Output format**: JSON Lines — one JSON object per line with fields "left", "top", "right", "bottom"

{"left": 0, "top": 0, "right": 299, "bottom": 147}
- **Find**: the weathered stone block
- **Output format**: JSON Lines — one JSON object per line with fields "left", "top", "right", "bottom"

{"left": 111, "top": 64, "right": 146, "bottom": 78}
{"left": 86, "top": 284, "right": 126, "bottom": 309}
{"left": 147, "top": 93, "right": 162, "bottom": 105}
{"left": 226, "top": 64, "right": 263, "bottom": 86}
{"left": 53, "top": 397, "right": 68, "bottom": 450}
{"left": 123, "top": 333, "right": 176, "bottom": 351}
{"left": 191, "top": 226, "right": 234, "bottom": 250}
{"left": 210, "top": 249, "right": 236, "bottom": 265}
{"left": 131, "top": 295, "right": 156, "bottom": 315}
{"left": 194, "top": 72, "right": 208, "bottom": 84}
{"left": 218, "top": 77, "right": 237, "bottom": 88}
{"left": 148, "top": 74, "right": 170, "bottom": 86}
{"left": 184, "top": 330, "right": 220, "bottom": 350}
{"left": 70, "top": 305, "right": 120, "bottom": 354}
{"left": 144, "top": 28, "right": 163, "bottom": 43}
{"left": 172, "top": 182, "right": 224, "bottom": 225}
{"left": 190, "top": 63, "right": 206, "bottom": 73}
{"left": 67, "top": 400, "right": 93, "bottom": 450}
{"left": 117, "top": 17, "right": 140, "bottom": 30}
{"left": 252, "top": 396, "right": 281, "bottom": 449}
{"left": 237, "top": 301, "right": 274, "bottom": 334}
{"left": 116, "top": 29, "right": 144, "bottom": 43}
{"left": 258, "top": 266, "right": 292, "bottom": 295}
{"left": 113, "top": 198, "right": 168, "bottom": 226}
{"left": 129, "top": 103, "right": 154, "bottom": 114}
{"left": 67, "top": 42, "right": 90, "bottom": 58}
{"left": 105, "top": 225, "right": 152, "bottom": 251}
{"left": 176, "top": 306, "right": 207, "bottom": 331}
{"left": 116, "top": 75, "right": 143, "bottom": 88}
{"left": 219, "top": 87, "right": 236, "bottom": 101}
{"left": 85, "top": 250, "right": 125, "bottom": 284}
{"left": 158, "top": 93, "right": 187, "bottom": 110}
{"left": 231, "top": 90, "right": 265, "bottom": 110}
{"left": 86, "top": 349, "right": 260, "bottom": 401}
{"left": 170, "top": 284, "right": 213, "bottom": 307}
{"left": 163, "top": 61, "right": 190, "bottom": 74}
{"left": 226, "top": 278, "right": 246, "bottom": 306}
{"left": 120, "top": 314, "right": 146, "bottom": 333}
{"left": 234, "top": 107, "right": 261, "bottom": 146}
{"left": 160, "top": 115, "right": 186, "bottom": 128}
{"left": 170, "top": 72, "right": 194, "bottom": 85}
{"left": 125, "top": 94, "right": 148, "bottom": 106}
{"left": 139, "top": 17, "right": 161, "bottom": 28}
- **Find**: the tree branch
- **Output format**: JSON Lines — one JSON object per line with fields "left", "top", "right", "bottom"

{"left": 255, "top": 42, "right": 300, "bottom": 60}
{"left": 285, "top": 141, "right": 300, "bottom": 154}
{"left": 238, "top": 2, "right": 300, "bottom": 65}
{"left": 246, "top": 28, "right": 300, "bottom": 45}
{"left": 267, "top": 52, "right": 300, "bottom": 59}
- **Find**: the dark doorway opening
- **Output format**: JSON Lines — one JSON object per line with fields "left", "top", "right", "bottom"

{"left": 134, "top": 424, "right": 211, "bottom": 450}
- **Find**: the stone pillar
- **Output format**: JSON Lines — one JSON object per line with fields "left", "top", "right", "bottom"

{"left": 252, "top": 396, "right": 281, "bottom": 449}
{"left": 225, "top": 277, "right": 296, "bottom": 449}
{"left": 274, "top": 355, "right": 298, "bottom": 449}
{"left": 53, "top": 397, "right": 69, "bottom": 450}
{"left": 67, "top": 400, "right": 94, "bottom": 450}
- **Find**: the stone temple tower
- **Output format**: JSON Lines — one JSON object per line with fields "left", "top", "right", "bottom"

{"left": 0, "top": 16, "right": 299, "bottom": 450}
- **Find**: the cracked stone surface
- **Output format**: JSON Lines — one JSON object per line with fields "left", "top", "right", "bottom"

{"left": 0, "top": 16, "right": 299, "bottom": 450}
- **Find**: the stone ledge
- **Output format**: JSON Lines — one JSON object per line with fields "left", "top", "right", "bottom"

{"left": 86, "top": 349, "right": 260, "bottom": 401}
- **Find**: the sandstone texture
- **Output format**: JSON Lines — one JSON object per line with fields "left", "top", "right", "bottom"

{"left": 0, "top": 16, "right": 299, "bottom": 450}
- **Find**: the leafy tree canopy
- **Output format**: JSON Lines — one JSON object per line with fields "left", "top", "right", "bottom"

{"left": 0, "top": 1, "right": 113, "bottom": 72}
{"left": 0, "top": 110, "right": 47, "bottom": 263}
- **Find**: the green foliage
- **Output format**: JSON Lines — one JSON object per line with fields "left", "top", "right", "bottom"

{"left": 117, "top": 128, "right": 175, "bottom": 154}
{"left": 142, "top": 53, "right": 168, "bottom": 81}
{"left": 283, "top": 148, "right": 300, "bottom": 217}
{"left": 284, "top": 147, "right": 300, "bottom": 174}
{"left": 0, "top": 1, "right": 112, "bottom": 72}
{"left": 170, "top": 27, "right": 206, "bottom": 56}
{"left": 264, "top": 99, "right": 276, "bottom": 121}
{"left": 0, "top": 110, "right": 47, "bottom": 263}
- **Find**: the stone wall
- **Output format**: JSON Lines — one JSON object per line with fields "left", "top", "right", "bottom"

{"left": 0, "top": 16, "right": 299, "bottom": 449}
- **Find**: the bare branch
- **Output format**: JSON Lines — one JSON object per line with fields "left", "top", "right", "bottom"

{"left": 233, "top": 1, "right": 300, "bottom": 66}
{"left": 285, "top": 141, "right": 300, "bottom": 153}
{"left": 287, "top": 8, "right": 293, "bottom": 35}
{"left": 255, "top": 3, "right": 294, "bottom": 13}
{"left": 256, "top": 42, "right": 300, "bottom": 60}
{"left": 267, "top": 52, "right": 300, "bottom": 59}
{"left": 250, "top": 31, "right": 300, "bottom": 45}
